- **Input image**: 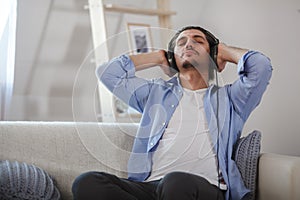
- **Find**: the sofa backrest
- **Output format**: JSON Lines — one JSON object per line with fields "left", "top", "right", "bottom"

{"left": 0, "top": 121, "right": 138, "bottom": 200}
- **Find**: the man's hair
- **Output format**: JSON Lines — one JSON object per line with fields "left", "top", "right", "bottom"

{"left": 167, "top": 26, "right": 219, "bottom": 80}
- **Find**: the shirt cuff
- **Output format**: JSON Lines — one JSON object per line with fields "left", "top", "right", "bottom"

{"left": 117, "top": 54, "right": 136, "bottom": 76}
{"left": 237, "top": 50, "right": 257, "bottom": 74}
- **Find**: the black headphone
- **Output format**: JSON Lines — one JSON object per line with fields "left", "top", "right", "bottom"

{"left": 167, "top": 26, "right": 219, "bottom": 76}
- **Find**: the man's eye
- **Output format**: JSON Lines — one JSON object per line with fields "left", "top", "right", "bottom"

{"left": 196, "top": 40, "right": 204, "bottom": 44}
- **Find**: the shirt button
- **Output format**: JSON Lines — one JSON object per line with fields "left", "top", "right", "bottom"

{"left": 162, "top": 122, "right": 166, "bottom": 126}
{"left": 171, "top": 104, "right": 175, "bottom": 108}
{"left": 150, "top": 142, "right": 154, "bottom": 146}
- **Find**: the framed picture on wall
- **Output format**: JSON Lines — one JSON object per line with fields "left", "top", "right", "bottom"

{"left": 127, "top": 23, "right": 153, "bottom": 54}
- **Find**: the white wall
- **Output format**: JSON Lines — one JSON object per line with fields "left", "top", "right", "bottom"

{"left": 171, "top": 0, "right": 300, "bottom": 156}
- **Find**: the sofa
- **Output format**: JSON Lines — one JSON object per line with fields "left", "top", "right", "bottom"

{"left": 0, "top": 121, "right": 299, "bottom": 200}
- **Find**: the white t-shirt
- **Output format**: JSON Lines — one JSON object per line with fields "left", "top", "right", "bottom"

{"left": 146, "top": 87, "right": 226, "bottom": 189}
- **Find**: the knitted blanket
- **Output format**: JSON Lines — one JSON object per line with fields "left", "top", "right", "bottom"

{"left": 0, "top": 160, "right": 60, "bottom": 200}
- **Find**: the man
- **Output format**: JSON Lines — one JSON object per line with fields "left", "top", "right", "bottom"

{"left": 72, "top": 26, "right": 272, "bottom": 200}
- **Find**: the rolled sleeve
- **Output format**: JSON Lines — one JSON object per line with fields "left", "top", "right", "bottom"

{"left": 96, "top": 55, "right": 136, "bottom": 88}
{"left": 95, "top": 54, "right": 152, "bottom": 113}
{"left": 229, "top": 51, "right": 273, "bottom": 121}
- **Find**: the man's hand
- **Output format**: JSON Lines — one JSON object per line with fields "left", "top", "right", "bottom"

{"left": 217, "top": 43, "right": 248, "bottom": 72}
{"left": 216, "top": 43, "right": 228, "bottom": 72}
{"left": 158, "top": 50, "right": 177, "bottom": 77}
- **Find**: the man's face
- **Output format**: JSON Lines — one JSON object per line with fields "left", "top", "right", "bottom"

{"left": 173, "top": 29, "right": 210, "bottom": 73}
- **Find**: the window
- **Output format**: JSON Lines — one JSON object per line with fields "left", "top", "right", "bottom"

{"left": 0, "top": 0, "right": 17, "bottom": 120}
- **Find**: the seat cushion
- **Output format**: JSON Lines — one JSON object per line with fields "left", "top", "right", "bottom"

{"left": 233, "top": 130, "right": 261, "bottom": 200}
{"left": 0, "top": 160, "right": 61, "bottom": 200}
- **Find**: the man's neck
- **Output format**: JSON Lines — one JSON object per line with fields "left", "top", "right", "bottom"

{"left": 179, "top": 71, "right": 208, "bottom": 90}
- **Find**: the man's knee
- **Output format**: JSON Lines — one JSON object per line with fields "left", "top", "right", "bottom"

{"left": 156, "top": 172, "right": 220, "bottom": 200}
{"left": 72, "top": 171, "right": 108, "bottom": 199}
{"left": 157, "top": 172, "right": 195, "bottom": 194}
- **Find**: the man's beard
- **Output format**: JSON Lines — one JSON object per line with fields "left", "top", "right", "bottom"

{"left": 182, "top": 60, "right": 197, "bottom": 69}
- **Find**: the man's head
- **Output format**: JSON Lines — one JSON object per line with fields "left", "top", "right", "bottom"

{"left": 167, "top": 26, "right": 219, "bottom": 79}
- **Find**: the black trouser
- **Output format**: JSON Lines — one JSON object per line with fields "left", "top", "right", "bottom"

{"left": 72, "top": 171, "right": 225, "bottom": 200}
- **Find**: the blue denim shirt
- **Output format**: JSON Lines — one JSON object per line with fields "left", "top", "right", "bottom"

{"left": 96, "top": 51, "right": 272, "bottom": 200}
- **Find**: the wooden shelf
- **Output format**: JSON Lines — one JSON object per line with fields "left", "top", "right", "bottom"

{"left": 104, "top": 4, "right": 176, "bottom": 16}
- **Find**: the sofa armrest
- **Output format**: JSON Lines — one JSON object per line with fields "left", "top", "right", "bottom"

{"left": 258, "top": 153, "right": 300, "bottom": 200}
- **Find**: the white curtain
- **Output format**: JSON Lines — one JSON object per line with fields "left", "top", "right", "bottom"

{"left": 0, "top": 0, "right": 17, "bottom": 120}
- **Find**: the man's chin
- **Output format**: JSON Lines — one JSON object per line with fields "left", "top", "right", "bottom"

{"left": 182, "top": 60, "right": 196, "bottom": 69}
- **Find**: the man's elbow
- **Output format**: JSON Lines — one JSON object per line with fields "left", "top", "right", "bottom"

{"left": 95, "top": 62, "right": 110, "bottom": 84}
{"left": 250, "top": 52, "right": 273, "bottom": 83}
{"left": 259, "top": 53, "right": 273, "bottom": 84}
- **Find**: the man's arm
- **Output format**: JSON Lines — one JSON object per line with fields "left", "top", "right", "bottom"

{"left": 129, "top": 50, "right": 173, "bottom": 76}
{"left": 96, "top": 51, "right": 171, "bottom": 113}
{"left": 216, "top": 43, "right": 248, "bottom": 72}
{"left": 217, "top": 43, "right": 273, "bottom": 121}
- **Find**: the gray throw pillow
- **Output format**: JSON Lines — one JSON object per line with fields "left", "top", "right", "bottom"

{"left": 0, "top": 160, "right": 61, "bottom": 200}
{"left": 233, "top": 130, "right": 261, "bottom": 200}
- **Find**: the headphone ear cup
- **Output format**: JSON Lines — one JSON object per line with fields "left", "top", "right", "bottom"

{"left": 167, "top": 51, "right": 179, "bottom": 72}
{"left": 204, "top": 29, "right": 219, "bottom": 69}
{"left": 210, "top": 44, "right": 219, "bottom": 69}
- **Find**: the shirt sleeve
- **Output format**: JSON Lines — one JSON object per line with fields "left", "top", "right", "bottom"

{"left": 227, "top": 51, "right": 273, "bottom": 121}
{"left": 95, "top": 54, "right": 153, "bottom": 113}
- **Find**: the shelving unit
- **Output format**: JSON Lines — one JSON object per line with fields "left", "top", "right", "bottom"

{"left": 104, "top": 4, "right": 176, "bottom": 16}
{"left": 87, "top": 0, "right": 176, "bottom": 122}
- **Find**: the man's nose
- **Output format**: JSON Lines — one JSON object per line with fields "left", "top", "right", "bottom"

{"left": 185, "top": 39, "right": 194, "bottom": 49}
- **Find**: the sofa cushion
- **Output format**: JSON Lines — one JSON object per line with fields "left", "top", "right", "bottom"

{"left": 0, "top": 160, "right": 61, "bottom": 200}
{"left": 233, "top": 130, "right": 261, "bottom": 200}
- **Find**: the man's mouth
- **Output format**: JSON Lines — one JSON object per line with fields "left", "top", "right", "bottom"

{"left": 181, "top": 50, "right": 199, "bottom": 57}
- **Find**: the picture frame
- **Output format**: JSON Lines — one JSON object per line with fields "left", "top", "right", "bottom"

{"left": 126, "top": 23, "right": 153, "bottom": 54}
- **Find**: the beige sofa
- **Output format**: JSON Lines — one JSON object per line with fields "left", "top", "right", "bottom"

{"left": 0, "top": 121, "right": 299, "bottom": 200}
